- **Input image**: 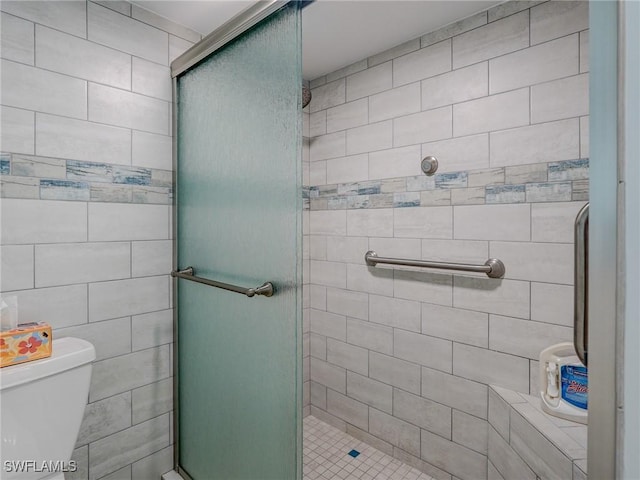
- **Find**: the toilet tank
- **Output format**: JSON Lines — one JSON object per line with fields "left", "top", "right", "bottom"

{"left": 0, "top": 337, "right": 95, "bottom": 480}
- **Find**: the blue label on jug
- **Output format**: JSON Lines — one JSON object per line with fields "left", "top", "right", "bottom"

{"left": 560, "top": 365, "right": 588, "bottom": 410}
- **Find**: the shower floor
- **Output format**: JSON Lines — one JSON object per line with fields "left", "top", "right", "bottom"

{"left": 303, "top": 416, "right": 434, "bottom": 480}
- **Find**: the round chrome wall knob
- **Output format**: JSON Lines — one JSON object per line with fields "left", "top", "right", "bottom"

{"left": 421, "top": 156, "right": 438, "bottom": 176}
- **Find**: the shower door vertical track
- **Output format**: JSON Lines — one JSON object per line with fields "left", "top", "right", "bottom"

{"left": 171, "top": 75, "right": 183, "bottom": 479}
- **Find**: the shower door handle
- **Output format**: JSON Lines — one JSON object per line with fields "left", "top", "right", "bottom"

{"left": 574, "top": 203, "right": 589, "bottom": 366}
{"left": 171, "top": 267, "right": 274, "bottom": 297}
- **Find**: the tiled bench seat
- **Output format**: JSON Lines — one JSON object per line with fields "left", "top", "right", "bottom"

{"left": 488, "top": 385, "right": 587, "bottom": 480}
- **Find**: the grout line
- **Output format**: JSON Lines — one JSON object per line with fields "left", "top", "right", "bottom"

{"left": 85, "top": 0, "right": 88, "bottom": 40}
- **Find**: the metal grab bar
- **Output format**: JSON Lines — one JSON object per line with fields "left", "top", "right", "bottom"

{"left": 364, "top": 251, "right": 505, "bottom": 279}
{"left": 171, "top": 267, "right": 274, "bottom": 297}
{"left": 574, "top": 203, "right": 589, "bottom": 366}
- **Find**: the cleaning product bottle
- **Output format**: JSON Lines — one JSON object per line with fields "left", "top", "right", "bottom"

{"left": 539, "top": 342, "right": 588, "bottom": 424}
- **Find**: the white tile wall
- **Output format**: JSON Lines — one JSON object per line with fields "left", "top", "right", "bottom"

{"left": 347, "top": 209, "right": 393, "bottom": 237}
{"left": 10, "top": 284, "right": 88, "bottom": 328}
{"left": 0, "top": 4, "right": 200, "bottom": 477}
{"left": 346, "top": 120, "right": 392, "bottom": 155}
{"left": 0, "top": 245, "right": 33, "bottom": 291}
{"left": 326, "top": 154, "right": 368, "bottom": 185}
{"left": 393, "top": 40, "right": 451, "bottom": 87}
{"left": 346, "top": 62, "right": 392, "bottom": 101}
{"left": 488, "top": 35, "right": 578, "bottom": 94}
{"left": 88, "top": 203, "right": 169, "bottom": 241}
{"left": 1, "top": 12, "right": 34, "bottom": 65}
{"left": 393, "top": 206, "right": 452, "bottom": 239}
{"left": 310, "top": 131, "right": 346, "bottom": 161}
{"left": 421, "top": 62, "right": 488, "bottom": 112}
{"left": 307, "top": 3, "right": 588, "bottom": 476}
{"left": 131, "top": 240, "right": 172, "bottom": 277}
{"left": 2, "top": 59, "right": 88, "bottom": 119}
{"left": 529, "top": 0, "right": 589, "bottom": 45}
{"left": 35, "top": 242, "right": 130, "bottom": 287}
{"left": 88, "top": 2, "right": 168, "bottom": 65}
{"left": 58, "top": 317, "right": 132, "bottom": 362}
{"left": 369, "top": 83, "right": 420, "bottom": 123}
{"left": 1, "top": 199, "right": 87, "bottom": 244}
{"left": 326, "top": 98, "right": 368, "bottom": 133}
{"left": 36, "top": 113, "right": 132, "bottom": 165}
{"left": 0, "top": 106, "right": 35, "bottom": 154}
{"left": 421, "top": 134, "right": 489, "bottom": 174}
{"left": 88, "top": 276, "right": 169, "bottom": 321}
{"left": 132, "top": 57, "right": 172, "bottom": 101}
{"left": 452, "top": 11, "right": 529, "bottom": 69}
{"left": 489, "top": 118, "right": 580, "bottom": 168}
{"left": 131, "top": 4, "right": 199, "bottom": 43}
{"left": 453, "top": 88, "right": 529, "bottom": 137}
{"left": 0, "top": 1, "right": 87, "bottom": 38}
{"left": 131, "top": 130, "right": 172, "bottom": 170}
{"left": 531, "top": 73, "right": 589, "bottom": 123}
{"left": 369, "top": 408, "right": 421, "bottom": 457}
{"left": 347, "top": 371, "right": 393, "bottom": 413}
{"left": 394, "top": 106, "right": 452, "bottom": 147}
{"left": 88, "top": 83, "right": 169, "bottom": 135}
{"left": 393, "top": 388, "right": 451, "bottom": 439}
{"left": 36, "top": 25, "right": 132, "bottom": 90}
{"left": 454, "top": 204, "right": 531, "bottom": 241}
{"left": 310, "top": 78, "right": 346, "bottom": 113}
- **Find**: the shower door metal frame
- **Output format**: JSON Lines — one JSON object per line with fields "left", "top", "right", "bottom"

{"left": 588, "top": 1, "right": 639, "bottom": 478}
{"left": 171, "top": 0, "right": 289, "bottom": 78}
{"left": 170, "top": 1, "right": 308, "bottom": 478}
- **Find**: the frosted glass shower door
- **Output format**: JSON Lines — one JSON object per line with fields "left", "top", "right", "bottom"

{"left": 175, "top": 4, "right": 302, "bottom": 479}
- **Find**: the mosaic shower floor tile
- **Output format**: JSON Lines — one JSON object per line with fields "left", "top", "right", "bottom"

{"left": 303, "top": 416, "right": 434, "bottom": 480}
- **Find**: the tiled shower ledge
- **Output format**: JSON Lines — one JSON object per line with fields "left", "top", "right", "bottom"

{"left": 488, "top": 385, "right": 587, "bottom": 480}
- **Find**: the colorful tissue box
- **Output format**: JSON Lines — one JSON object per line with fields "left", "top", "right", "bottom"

{"left": 0, "top": 322, "right": 52, "bottom": 368}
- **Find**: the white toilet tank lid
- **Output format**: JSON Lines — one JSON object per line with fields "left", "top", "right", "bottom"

{"left": 0, "top": 337, "right": 96, "bottom": 391}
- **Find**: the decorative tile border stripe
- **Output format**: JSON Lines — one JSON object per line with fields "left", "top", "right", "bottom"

{"left": 0, "top": 153, "right": 173, "bottom": 204}
{"left": 303, "top": 159, "right": 588, "bottom": 210}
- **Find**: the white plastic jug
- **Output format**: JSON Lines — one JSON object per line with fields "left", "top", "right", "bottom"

{"left": 539, "top": 342, "right": 588, "bottom": 424}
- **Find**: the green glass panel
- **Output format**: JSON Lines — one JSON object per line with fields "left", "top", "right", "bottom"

{"left": 176, "top": 5, "right": 302, "bottom": 479}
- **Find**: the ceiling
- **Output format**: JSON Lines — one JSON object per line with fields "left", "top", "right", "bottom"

{"left": 133, "top": 0, "right": 501, "bottom": 80}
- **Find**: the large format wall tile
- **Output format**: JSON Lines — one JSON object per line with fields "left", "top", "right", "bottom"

{"left": 89, "top": 346, "right": 170, "bottom": 402}
{"left": 88, "top": 2, "right": 168, "bottom": 65}
{"left": 88, "top": 203, "right": 169, "bottom": 241}
{"left": 1, "top": 59, "right": 87, "bottom": 119}
{"left": 88, "top": 276, "right": 169, "bottom": 322}
{"left": 1, "top": 106, "right": 34, "bottom": 154}
{"left": 10, "top": 284, "right": 87, "bottom": 328}
{"left": 0, "top": 244, "right": 34, "bottom": 291}
{"left": 57, "top": 317, "right": 132, "bottom": 362}
{"left": 452, "top": 11, "right": 529, "bottom": 69}
{"left": 36, "top": 25, "right": 131, "bottom": 89}
{"left": 1, "top": 199, "right": 87, "bottom": 244}
{"left": 35, "top": 242, "right": 130, "bottom": 287}
{"left": 88, "top": 83, "right": 169, "bottom": 135}
{"left": 489, "top": 35, "right": 578, "bottom": 94}
{"left": 1, "top": 12, "right": 34, "bottom": 64}
{"left": 0, "top": 0, "right": 86, "bottom": 37}
{"left": 88, "top": 413, "right": 170, "bottom": 480}
{"left": 393, "top": 40, "right": 451, "bottom": 87}
{"left": 36, "top": 113, "right": 132, "bottom": 165}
